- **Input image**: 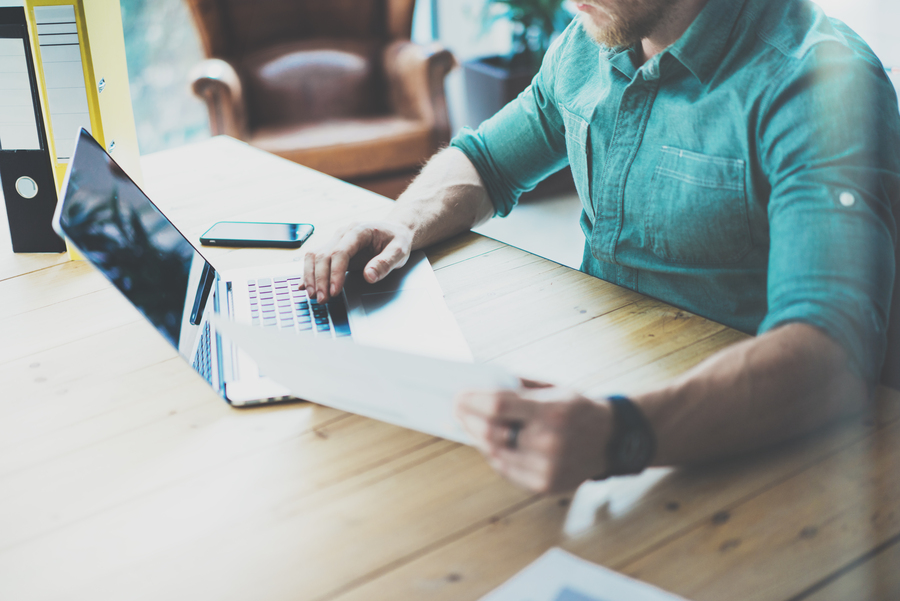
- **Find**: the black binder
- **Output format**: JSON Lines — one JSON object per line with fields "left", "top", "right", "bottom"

{"left": 0, "top": 7, "right": 65, "bottom": 253}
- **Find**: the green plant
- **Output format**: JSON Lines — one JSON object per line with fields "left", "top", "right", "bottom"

{"left": 485, "top": 0, "right": 574, "bottom": 71}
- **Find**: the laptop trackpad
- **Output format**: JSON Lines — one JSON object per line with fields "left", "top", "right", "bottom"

{"left": 352, "top": 289, "right": 472, "bottom": 362}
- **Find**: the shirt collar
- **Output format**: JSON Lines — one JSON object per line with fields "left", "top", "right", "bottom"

{"left": 603, "top": 45, "right": 639, "bottom": 80}
{"left": 597, "top": 0, "right": 750, "bottom": 83}
{"left": 668, "top": 0, "right": 750, "bottom": 83}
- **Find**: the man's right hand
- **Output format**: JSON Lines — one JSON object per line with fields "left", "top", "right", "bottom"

{"left": 302, "top": 221, "right": 414, "bottom": 303}
{"left": 302, "top": 147, "right": 494, "bottom": 303}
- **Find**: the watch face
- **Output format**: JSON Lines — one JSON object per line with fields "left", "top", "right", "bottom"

{"left": 616, "top": 430, "right": 651, "bottom": 473}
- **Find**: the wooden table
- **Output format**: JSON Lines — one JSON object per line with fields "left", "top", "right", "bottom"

{"left": 1, "top": 137, "right": 897, "bottom": 601}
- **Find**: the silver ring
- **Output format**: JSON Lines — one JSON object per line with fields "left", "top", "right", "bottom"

{"left": 506, "top": 422, "right": 522, "bottom": 450}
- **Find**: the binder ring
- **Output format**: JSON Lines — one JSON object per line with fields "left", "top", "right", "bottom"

{"left": 15, "top": 177, "right": 39, "bottom": 200}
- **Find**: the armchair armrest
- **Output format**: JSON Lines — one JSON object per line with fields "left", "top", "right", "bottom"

{"left": 383, "top": 41, "right": 456, "bottom": 146}
{"left": 189, "top": 58, "right": 249, "bottom": 140}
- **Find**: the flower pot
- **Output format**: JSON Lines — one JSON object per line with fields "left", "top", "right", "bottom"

{"left": 462, "top": 55, "right": 574, "bottom": 199}
{"left": 463, "top": 55, "right": 535, "bottom": 127}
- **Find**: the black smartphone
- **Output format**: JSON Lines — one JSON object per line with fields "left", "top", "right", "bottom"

{"left": 199, "top": 221, "right": 314, "bottom": 248}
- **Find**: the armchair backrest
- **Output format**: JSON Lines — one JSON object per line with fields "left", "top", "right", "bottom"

{"left": 185, "top": 0, "right": 417, "bottom": 130}
{"left": 185, "top": 0, "right": 416, "bottom": 59}
{"left": 241, "top": 39, "right": 386, "bottom": 129}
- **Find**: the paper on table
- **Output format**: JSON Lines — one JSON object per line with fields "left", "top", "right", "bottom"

{"left": 212, "top": 317, "right": 520, "bottom": 444}
{"left": 479, "top": 548, "right": 690, "bottom": 601}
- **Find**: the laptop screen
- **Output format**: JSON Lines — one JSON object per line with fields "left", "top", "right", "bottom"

{"left": 55, "top": 129, "right": 214, "bottom": 360}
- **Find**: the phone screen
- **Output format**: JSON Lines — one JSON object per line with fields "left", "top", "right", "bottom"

{"left": 205, "top": 222, "right": 306, "bottom": 242}
{"left": 200, "top": 222, "right": 314, "bottom": 247}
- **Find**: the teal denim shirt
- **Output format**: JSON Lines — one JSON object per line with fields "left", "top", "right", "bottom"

{"left": 451, "top": 0, "right": 900, "bottom": 384}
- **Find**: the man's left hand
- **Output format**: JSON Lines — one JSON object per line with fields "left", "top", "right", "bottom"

{"left": 455, "top": 381, "right": 613, "bottom": 494}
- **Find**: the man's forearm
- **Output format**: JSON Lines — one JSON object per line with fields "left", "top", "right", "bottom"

{"left": 636, "top": 323, "right": 871, "bottom": 467}
{"left": 453, "top": 323, "right": 871, "bottom": 493}
{"left": 388, "top": 147, "right": 495, "bottom": 249}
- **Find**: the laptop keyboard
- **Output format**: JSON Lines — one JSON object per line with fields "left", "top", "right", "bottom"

{"left": 192, "top": 321, "right": 214, "bottom": 383}
{"left": 248, "top": 276, "right": 351, "bottom": 338}
{"left": 191, "top": 276, "right": 350, "bottom": 387}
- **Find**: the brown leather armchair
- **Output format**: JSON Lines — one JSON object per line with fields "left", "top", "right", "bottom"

{"left": 185, "top": 0, "right": 455, "bottom": 198}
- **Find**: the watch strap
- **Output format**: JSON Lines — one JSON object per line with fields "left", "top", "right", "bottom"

{"left": 598, "top": 395, "right": 656, "bottom": 478}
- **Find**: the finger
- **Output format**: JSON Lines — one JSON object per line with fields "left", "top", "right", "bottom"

{"left": 459, "top": 411, "right": 543, "bottom": 459}
{"left": 327, "top": 227, "right": 375, "bottom": 297}
{"left": 459, "top": 413, "right": 522, "bottom": 457}
{"left": 363, "top": 239, "right": 408, "bottom": 283}
{"left": 462, "top": 421, "right": 558, "bottom": 493}
{"left": 457, "top": 413, "right": 498, "bottom": 455}
{"left": 328, "top": 249, "right": 352, "bottom": 299}
{"left": 520, "top": 377, "right": 554, "bottom": 389}
{"left": 494, "top": 449, "right": 567, "bottom": 494}
{"left": 301, "top": 224, "right": 354, "bottom": 292}
{"left": 485, "top": 450, "right": 551, "bottom": 493}
{"left": 303, "top": 252, "right": 317, "bottom": 294}
{"left": 455, "top": 389, "right": 538, "bottom": 423}
{"left": 314, "top": 253, "right": 332, "bottom": 302}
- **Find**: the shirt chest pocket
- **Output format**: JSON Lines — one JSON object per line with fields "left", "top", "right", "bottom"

{"left": 560, "top": 105, "right": 593, "bottom": 221}
{"left": 644, "top": 146, "right": 752, "bottom": 265}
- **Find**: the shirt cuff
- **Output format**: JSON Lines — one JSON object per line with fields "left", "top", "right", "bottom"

{"left": 450, "top": 128, "right": 520, "bottom": 218}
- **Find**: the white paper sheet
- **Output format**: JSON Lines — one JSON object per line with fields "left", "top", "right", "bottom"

{"left": 479, "top": 548, "right": 690, "bottom": 601}
{"left": 212, "top": 317, "right": 520, "bottom": 444}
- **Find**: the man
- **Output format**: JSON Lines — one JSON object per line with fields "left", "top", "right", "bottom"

{"left": 303, "top": 0, "right": 900, "bottom": 493}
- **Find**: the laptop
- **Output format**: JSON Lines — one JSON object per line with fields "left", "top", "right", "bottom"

{"left": 52, "top": 129, "right": 474, "bottom": 407}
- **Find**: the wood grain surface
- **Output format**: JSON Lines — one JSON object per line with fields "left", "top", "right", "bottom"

{"left": 0, "top": 136, "right": 896, "bottom": 601}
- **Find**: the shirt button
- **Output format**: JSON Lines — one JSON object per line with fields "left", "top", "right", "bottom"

{"left": 839, "top": 192, "right": 856, "bottom": 207}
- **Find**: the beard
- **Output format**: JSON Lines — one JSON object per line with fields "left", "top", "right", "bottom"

{"left": 578, "top": 0, "right": 676, "bottom": 49}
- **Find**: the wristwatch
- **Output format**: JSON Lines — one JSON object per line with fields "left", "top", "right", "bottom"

{"left": 598, "top": 395, "right": 656, "bottom": 478}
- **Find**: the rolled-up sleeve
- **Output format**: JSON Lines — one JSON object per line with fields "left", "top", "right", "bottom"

{"left": 450, "top": 32, "right": 570, "bottom": 217}
{"left": 757, "top": 40, "right": 900, "bottom": 385}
